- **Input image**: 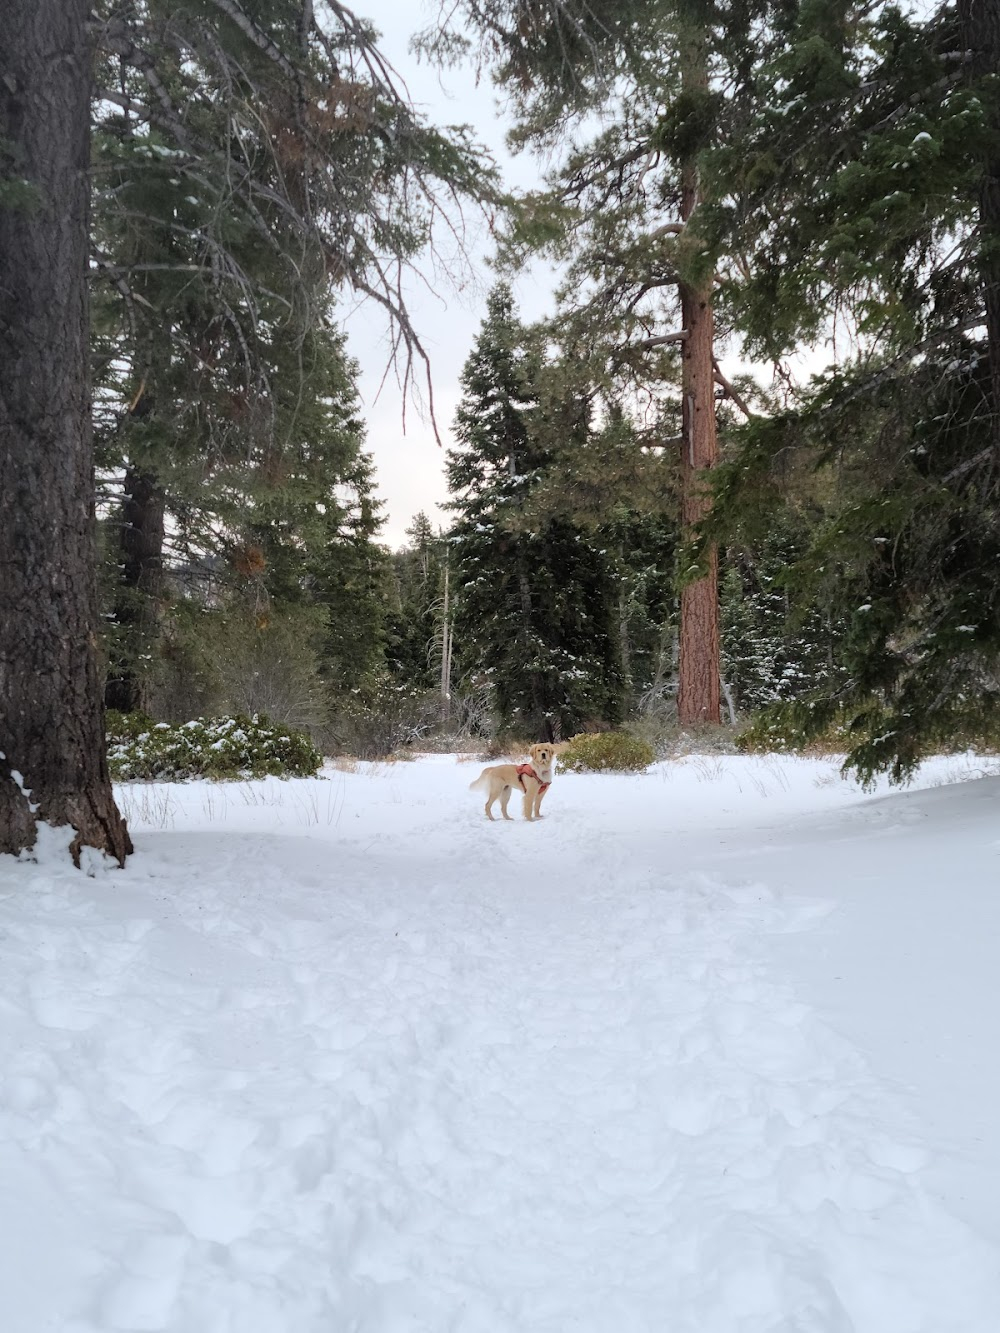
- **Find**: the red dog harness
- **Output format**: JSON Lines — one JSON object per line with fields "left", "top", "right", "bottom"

{"left": 516, "top": 764, "right": 550, "bottom": 794}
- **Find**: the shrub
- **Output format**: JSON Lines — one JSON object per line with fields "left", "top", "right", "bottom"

{"left": 105, "top": 710, "right": 156, "bottom": 743}
{"left": 627, "top": 714, "right": 739, "bottom": 760}
{"left": 557, "top": 731, "right": 656, "bottom": 774}
{"left": 107, "top": 713, "right": 323, "bottom": 781}
{"left": 202, "top": 609, "right": 328, "bottom": 732}
{"left": 734, "top": 714, "right": 798, "bottom": 754}
{"left": 734, "top": 708, "right": 849, "bottom": 757}
{"left": 480, "top": 734, "right": 537, "bottom": 761}
{"left": 325, "top": 685, "right": 438, "bottom": 760}
{"left": 735, "top": 704, "right": 1000, "bottom": 765}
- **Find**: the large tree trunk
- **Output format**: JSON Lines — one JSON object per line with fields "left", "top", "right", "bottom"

{"left": 959, "top": 0, "right": 1000, "bottom": 451}
{"left": 0, "top": 0, "right": 132, "bottom": 866}
{"left": 105, "top": 469, "right": 166, "bottom": 714}
{"left": 676, "top": 24, "right": 721, "bottom": 726}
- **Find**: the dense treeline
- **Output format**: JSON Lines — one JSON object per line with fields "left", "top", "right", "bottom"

{"left": 427, "top": 0, "right": 1000, "bottom": 778}
{"left": 3, "top": 0, "right": 998, "bottom": 861}
{"left": 87, "top": 0, "right": 491, "bottom": 730}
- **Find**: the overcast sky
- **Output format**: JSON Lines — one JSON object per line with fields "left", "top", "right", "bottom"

{"left": 341, "top": 1, "right": 553, "bottom": 547}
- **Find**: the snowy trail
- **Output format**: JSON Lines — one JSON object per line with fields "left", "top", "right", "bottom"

{"left": 2, "top": 757, "right": 1000, "bottom": 1331}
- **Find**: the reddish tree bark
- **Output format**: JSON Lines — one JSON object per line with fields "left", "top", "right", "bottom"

{"left": 676, "top": 22, "right": 721, "bottom": 726}
{"left": 0, "top": 0, "right": 132, "bottom": 865}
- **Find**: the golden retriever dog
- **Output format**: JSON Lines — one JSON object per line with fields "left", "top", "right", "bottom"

{"left": 469, "top": 743, "right": 556, "bottom": 822}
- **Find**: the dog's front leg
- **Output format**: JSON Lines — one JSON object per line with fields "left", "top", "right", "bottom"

{"left": 500, "top": 786, "right": 514, "bottom": 820}
{"left": 534, "top": 788, "right": 547, "bottom": 819}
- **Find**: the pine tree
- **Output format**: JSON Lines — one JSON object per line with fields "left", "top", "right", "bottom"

{"left": 704, "top": 0, "right": 1000, "bottom": 779}
{"left": 100, "top": 309, "right": 379, "bottom": 715}
{"left": 425, "top": 0, "right": 794, "bottom": 726}
{"left": 385, "top": 513, "right": 449, "bottom": 692}
{"left": 1, "top": 0, "right": 132, "bottom": 864}
{"left": 89, "top": 0, "right": 496, "bottom": 712}
{"left": 313, "top": 449, "right": 391, "bottom": 695}
{"left": 720, "top": 524, "right": 846, "bottom": 716}
{"left": 496, "top": 394, "right": 681, "bottom": 717}
{"left": 448, "top": 285, "right": 625, "bottom": 738}
{"left": 443, "top": 0, "right": 1000, "bottom": 776}
{"left": 604, "top": 512, "right": 679, "bottom": 715}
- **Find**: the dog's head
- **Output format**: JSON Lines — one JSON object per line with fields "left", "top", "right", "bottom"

{"left": 530, "top": 743, "right": 555, "bottom": 775}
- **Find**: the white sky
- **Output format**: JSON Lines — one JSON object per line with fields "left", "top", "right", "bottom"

{"left": 343, "top": 0, "right": 553, "bottom": 548}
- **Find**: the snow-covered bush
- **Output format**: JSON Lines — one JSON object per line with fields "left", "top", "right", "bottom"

{"left": 557, "top": 732, "right": 655, "bottom": 774}
{"left": 106, "top": 713, "right": 322, "bottom": 781}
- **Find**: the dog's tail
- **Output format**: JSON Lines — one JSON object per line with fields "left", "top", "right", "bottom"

{"left": 468, "top": 770, "right": 490, "bottom": 793}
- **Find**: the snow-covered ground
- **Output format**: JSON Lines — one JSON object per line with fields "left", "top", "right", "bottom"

{"left": 2, "top": 752, "right": 999, "bottom": 1332}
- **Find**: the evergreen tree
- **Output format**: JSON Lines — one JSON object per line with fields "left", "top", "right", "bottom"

{"left": 705, "top": 0, "right": 1000, "bottom": 779}
{"left": 448, "top": 285, "right": 625, "bottom": 738}
{"left": 89, "top": 0, "right": 495, "bottom": 712}
{"left": 1, "top": 0, "right": 132, "bottom": 864}
{"left": 385, "top": 512, "right": 449, "bottom": 691}
{"left": 605, "top": 511, "right": 679, "bottom": 715}
{"left": 720, "top": 524, "right": 846, "bottom": 716}
{"left": 313, "top": 449, "right": 391, "bottom": 695}
{"left": 425, "top": 0, "right": 796, "bottom": 726}
{"left": 441, "top": 0, "right": 1000, "bottom": 775}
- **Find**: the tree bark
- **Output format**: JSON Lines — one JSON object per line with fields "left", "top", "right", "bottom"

{"left": 105, "top": 470, "right": 166, "bottom": 714}
{"left": 958, "top": 0, "right": 1000, "bottom": 453}
{"left": 676, "top": 22, "right": 721, "bottom": 726}
{"left": 0, "top": 0, "right": 132, "bottom": 865}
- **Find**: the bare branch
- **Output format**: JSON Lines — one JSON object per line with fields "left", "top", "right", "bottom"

{"left": 713, "top": 360, "right": 754, "bottom": 418}
{"left": 348, "top": 268, "right": 442, "bottom": 446}
{"left": 627, "top": 330, "right": 688, "bottom": 350}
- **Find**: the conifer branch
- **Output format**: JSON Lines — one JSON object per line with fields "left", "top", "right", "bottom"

{"left": 628, "top": 331, "right": 689, "bottom": 351}
{"left": 713, "top": 360, "right": 753, "bottom": 418}
{"left": 95, "top": 17, "right": 196, "bottom": 153}
{"left": 202, "top": 0, "right": 299, "bottom": 82}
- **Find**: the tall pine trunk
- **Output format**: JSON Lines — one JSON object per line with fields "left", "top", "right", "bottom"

{"left": 676, "top": 22, "right": 721, "bottom": 725}
{"left": 0, "top": 0, "right": 132, "bottom": 865}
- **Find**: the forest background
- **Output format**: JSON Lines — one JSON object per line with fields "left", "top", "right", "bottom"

{"left": 3, "top": 0, "right": 998, "bottom": 856}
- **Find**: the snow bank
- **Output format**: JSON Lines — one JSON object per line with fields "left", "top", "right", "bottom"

{"left": 2, "top": 753, "right": 998, "bottom": 1331}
